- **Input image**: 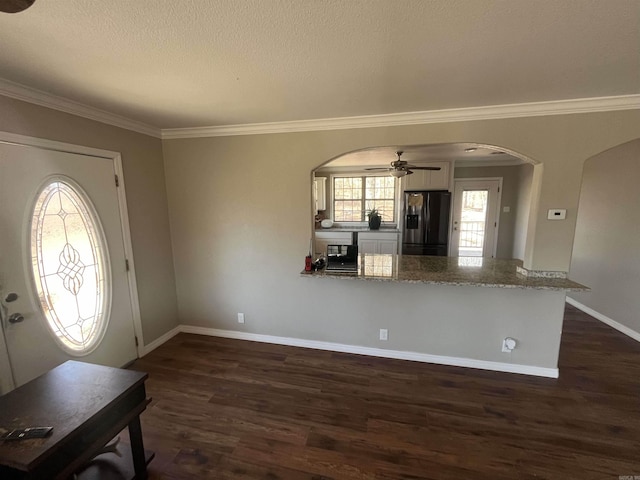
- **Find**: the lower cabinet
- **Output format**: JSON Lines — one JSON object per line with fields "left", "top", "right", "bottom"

{"left": 315, "top": 231, "right": 399, "bottom": 255}
{"left": 357, "top": 232, "right": 399, "bottom": 254}
{"left": 378, "top": 239, "right": 399, "bottom": 254}
{"left": 314, "top": 231, "right": 353, "bottom": 256}
{"left": 358, "top": 239, "right": 378, "bottom": 254}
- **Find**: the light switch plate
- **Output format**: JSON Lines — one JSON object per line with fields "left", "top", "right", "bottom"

{"left": 547, "top": 209, "right": 566, "bottom": 220}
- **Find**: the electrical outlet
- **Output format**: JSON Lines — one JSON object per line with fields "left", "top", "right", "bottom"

{"left": 379, "top": 328, "right": 388, "bottom": 341}
{"left": 237, "top": 313, "right": 245, "bottom": 324}
{"left": 502, "top": 337, "right": 516, "bottom": 353}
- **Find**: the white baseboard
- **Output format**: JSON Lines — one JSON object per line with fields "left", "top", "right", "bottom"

{"left": 566, "top": 297, "right": 640, "bottom": 343}
{"left": 141, "top": 326, "right": 182, "bottom": 356}
{"left": 179, "top": 325, "right": 558, "bottom": 378}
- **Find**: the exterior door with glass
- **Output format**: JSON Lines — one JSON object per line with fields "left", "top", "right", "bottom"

{"left": 450, "top": 179, "right": 501, "bottom": 257}
{"left": 0, "top": 141, "right": 138, "bottom": 392}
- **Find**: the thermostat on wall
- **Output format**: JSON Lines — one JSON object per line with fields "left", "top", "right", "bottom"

{"left": 547, "top": 209, "right": 566, "bottom": 220}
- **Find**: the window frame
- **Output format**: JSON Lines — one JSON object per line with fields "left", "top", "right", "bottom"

{"left": 330, "top": 172, "right": 398, "bottom": 227}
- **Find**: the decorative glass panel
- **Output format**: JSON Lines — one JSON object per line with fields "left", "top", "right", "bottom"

{"left": 30, "top": 178, "right": 111, "bottom": 355}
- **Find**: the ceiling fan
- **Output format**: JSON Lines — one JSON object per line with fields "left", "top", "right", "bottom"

{"left": 0, "top": 0, "right": 35, "bottom": 13}
{"left": 365, "top": 151, "right": 442, "bottom": 178}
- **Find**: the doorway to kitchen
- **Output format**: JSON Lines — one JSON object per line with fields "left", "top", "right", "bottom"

{"left": 450, "top": 178, "right": 501, "bottom": 257}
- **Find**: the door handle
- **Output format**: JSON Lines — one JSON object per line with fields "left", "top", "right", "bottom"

{"left": 8, "top": 313, "right": 24, "bottom": 324}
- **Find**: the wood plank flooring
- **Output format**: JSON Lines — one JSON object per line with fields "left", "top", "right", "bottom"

{"left": 131, "top": 304, "right": 640, "bottom": 479}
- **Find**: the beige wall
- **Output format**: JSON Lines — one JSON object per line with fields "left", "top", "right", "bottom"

{"left": 162, "top": 110, "right": 640, "bottom": 368}
{"left": 4, "top": 92, "right": 638, "bottom": 368}
{"left": 0, "top": 96, "right": 178, "bottom": 345}
{"left": 569, "top": 139, "right": 640, "bottom": 334}
{"left": 513, "top": 163, "right": 534, "bottom": 260}
{"left": 454, "top": 164, "right": 531, "bottom": 259}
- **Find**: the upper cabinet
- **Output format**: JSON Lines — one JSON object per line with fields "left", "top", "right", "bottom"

{"left": 314, "top": 177, "right": 327, "bottom": 212}
{"left": 401, "top": 162, "right": 451, "bottom": 191}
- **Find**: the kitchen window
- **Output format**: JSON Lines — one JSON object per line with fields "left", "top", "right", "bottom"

{"left": 333, "top": 175, "right": 396, "bottom": 223}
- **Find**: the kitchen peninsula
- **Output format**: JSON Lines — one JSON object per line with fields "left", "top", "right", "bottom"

{"left": 303, "top": 255, "right": 587, "bottom": 291}
{"left": 301, "top": 255, "right": 587, "bottom": 378}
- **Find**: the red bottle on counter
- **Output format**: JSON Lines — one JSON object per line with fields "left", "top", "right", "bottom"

{"left": 305, "top": 254, "right": 312, "bottom": 271}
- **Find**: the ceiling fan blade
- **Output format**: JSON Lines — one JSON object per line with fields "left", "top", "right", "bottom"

{"left": 406, "top": 166, "right": 441, "bottom": 171}
{"left": 364, "top": 167, "right": 390, "bottom": 171}
{"left": 0, "top": 0, "right": 36, "bottom": 13}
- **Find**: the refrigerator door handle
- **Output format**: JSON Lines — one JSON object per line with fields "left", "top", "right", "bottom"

{"left": 425, "top": 193, "right": 431, "bottom": 241}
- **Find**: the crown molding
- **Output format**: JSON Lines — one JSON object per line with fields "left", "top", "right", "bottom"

{"left": 1, "top": 76, "right": 637, "bottom": 140}
{"left": 162, "top": 94, "right": 640, "bottom": 139}
{"left": 0, "top": 78, "right": 162, "bottom": 138}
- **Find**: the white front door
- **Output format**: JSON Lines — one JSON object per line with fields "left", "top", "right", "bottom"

{"left": 0, "top": 141, "right": 138, "bottom": 392}
{"left": 450, "top": 179, "right": 501, "bottom": 257}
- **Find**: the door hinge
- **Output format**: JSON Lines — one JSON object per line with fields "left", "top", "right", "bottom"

{"left": 115, "top": 174, "right": 120, "bottom": 187}
{"left": 497, "top": 186, "right": 500, "bottom": 193}
{"left": 495, "top": 222, "right": 497, "bottom": 227}
{"left": 135, "top": 336, "right": 139, "bottom": 347}
{"left": 125, "top": 259, "right": 130, "bottom": 271}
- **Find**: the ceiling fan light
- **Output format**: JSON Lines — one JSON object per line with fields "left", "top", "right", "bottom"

{"left": 390, "top": 169, "right": 408, "bottom": 178}
{"left": 0, "top": 0, "right": 36, "bottom": 13}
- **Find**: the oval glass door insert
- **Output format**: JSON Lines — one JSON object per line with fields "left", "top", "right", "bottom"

{"left": 30, "top": 177, "right": 111, "bottom": 355}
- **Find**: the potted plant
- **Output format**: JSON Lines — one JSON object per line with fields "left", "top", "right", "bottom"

{"left": 367, "top": 208, "right": 382, "bottom": 230}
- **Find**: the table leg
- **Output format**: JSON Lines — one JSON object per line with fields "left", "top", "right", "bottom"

{"left": 128, "top": 415, "right": 147, "bottom": 480}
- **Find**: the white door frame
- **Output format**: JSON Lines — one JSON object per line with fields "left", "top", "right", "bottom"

{"left": 0, "top": 131, "right": 145, "bottom": 391}
{"left": 0, "top": 326, "right": 13, "bottom": 393}
{"left": 450, "top": 177, "right": 503, "bottom": 257}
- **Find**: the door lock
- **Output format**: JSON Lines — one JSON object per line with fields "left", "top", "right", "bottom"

{"left": 4, "top": 293, "right": 18, "bottom": 303}
{"left": 8, "top": 313, "right": 24, "bottom": 324}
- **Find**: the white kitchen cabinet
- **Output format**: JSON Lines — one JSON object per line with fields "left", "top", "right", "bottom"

{"left": 357, "top": 231, "right": 399, "bottom": 254}
{"left": 314, "top": 231, "right": 352, "bottom": 256}
{"left": 314, "top": 177, "right": 327, "bottom": 212}
{"left": 402, "top": 162, "right": 450, "bottom": 191}
{"left": 357, "top": 239, "right": 378, "bottom": 254}
{"left": 378, "top": 240, "right": 399, "bottom": 254}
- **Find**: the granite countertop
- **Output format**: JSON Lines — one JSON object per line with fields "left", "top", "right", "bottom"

{"left": 301, "top": 255, "right": 588, "bottom": 292}
{"left": 315, "top": 226, "right": 401, "bottom": 233}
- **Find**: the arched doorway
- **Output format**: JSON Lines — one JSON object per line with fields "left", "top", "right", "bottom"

{"left": 312, "top": 142, "right": 538, "bottom": 260}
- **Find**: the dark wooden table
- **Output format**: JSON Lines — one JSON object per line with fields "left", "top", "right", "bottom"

{"left": 0, "top": 360, "right": 153, "bottom": 480}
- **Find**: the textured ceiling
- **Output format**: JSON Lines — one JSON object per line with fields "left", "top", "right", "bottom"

{"left": 0, "top": 0, "right": 638, "bottom": 129}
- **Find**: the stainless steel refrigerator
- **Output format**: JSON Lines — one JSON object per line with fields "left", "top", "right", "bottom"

{"left": 402, "top": 191, "right": 451, "bottom": 256}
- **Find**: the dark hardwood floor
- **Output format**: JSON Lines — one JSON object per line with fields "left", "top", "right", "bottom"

{"left": 131, "top": 304, "right": 640, "bottom": 479}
